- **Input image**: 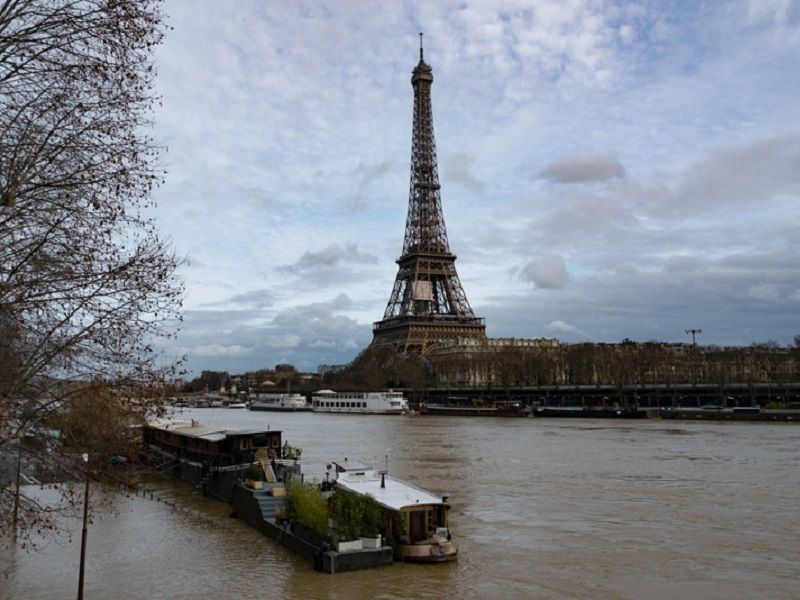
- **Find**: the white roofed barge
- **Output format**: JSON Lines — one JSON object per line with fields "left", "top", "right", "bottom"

{"left": 332, "top": 459, "right": 458, "bottom": 562}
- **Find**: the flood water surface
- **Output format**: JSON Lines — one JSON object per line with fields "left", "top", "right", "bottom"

{"left": 3, "top": 410, "right": 799, "bottom": 599}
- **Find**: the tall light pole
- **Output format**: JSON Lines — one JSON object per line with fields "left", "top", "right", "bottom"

{"left": 685, "top": 329, "right": 703, "bottom": 404}
{"left": 685, "top": 328, "right": 702, "bottom": 346}
{"left": 77, "top": 453, "right": 90, "bottom": 600}
{"left": 12, "top": 441, "right": 23, "bottom": 537}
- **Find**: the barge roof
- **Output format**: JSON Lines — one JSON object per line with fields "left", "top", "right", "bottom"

{"left": 146, "top": 418, "right": 278, "bottom": 441}
{"left": 334, "top": 463, "right": 445, "bottom": 511}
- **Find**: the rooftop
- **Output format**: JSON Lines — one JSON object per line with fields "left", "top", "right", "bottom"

{"left": 335, "top": 465, "right": 446, "bottom": 512}
{"left": 146, "top": 418, "right": 278, "bottom": 442}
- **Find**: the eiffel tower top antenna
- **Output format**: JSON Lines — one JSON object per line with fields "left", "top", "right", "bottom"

{"left": 419, "top": 32, "right": 423, "bottom": 62}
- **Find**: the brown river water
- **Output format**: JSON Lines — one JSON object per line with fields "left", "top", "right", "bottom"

{"left": 3, "top": 409, "right": 799, "bottom": 599}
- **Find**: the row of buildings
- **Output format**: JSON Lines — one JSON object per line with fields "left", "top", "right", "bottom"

{"left": 426, "top": 337, "right": 799, "bottom": 389}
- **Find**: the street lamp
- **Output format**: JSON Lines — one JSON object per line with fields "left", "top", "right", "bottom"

{"left": 685, "top": 329, "right": 703, "bottom": 400}
{"left": 77, "top": 453, "right": 89, "bottom": 600}
{"left": 685, "top": 329, "right": 702, "bottom": 346}
{"left": 12, "top": 441, "right": 23, "bottom": 537}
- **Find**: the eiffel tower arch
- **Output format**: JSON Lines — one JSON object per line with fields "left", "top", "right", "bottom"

{"left": 371, "top": 35, "right": 486, "bottom": 354}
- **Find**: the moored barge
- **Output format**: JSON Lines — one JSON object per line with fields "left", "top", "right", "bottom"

{"left": 142, "top": 418, "right": 299, "bottom": 501}
{"left": 420, "top": 400, "right": 530, "bottom": 417}
{"left": 660, "top": 407, "right": 799, "bottom": 422}
{"left": 532, "top": 406, "right": 647, "bottom": 419}
{"left": 332, "top": 460, "right": 458, "bottom": 562}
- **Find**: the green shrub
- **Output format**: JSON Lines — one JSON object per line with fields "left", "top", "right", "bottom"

{"left": 244, "top": 463, "right": 262, "bottom": 481}
{"left": 389, "top": 510, "right": 409, "bottom": 543}
{"left": 285, "top": 480, "right": 328, "bottom": 536}
{"left": 329, "top": 489, "right": 383, "bottom": 540}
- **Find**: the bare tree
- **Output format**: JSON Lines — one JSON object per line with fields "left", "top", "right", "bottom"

{"left": 0, "top": 0, "right": 181, "bottom": 541}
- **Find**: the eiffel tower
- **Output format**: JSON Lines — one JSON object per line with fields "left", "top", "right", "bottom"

{"left": 371, "top": 35, "right": 486, "bottom": 353}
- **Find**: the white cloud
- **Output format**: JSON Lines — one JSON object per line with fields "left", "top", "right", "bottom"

{"left": 192, "top": 344, "right": 252, "bottom": 358}
{"left": 443, "top": 152, "right": 484, "bottom": 192}
{"left": 285, "top": 244, "right": 377, "bottom": 272}
{"left": 538, "top": 153, "right": 625, "bottom": 184}
{"left": 521, "top": 254, "right": 569, "bottom": 289}
{"left": 546, "top": 320, "right": 588, "bottom": 338}
{"left": 746, "top": 284, "right": 780, "bottom": 302}
{"left": 266, "top": 334, "right": 302, "bottom": 349}
{"left": 668, "top": 133, "right": 800, "bottom": 216}
{"left": 348, "top": 160, "right": 395, "bottom": 210}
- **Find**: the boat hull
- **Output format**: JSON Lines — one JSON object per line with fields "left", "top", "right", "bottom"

{"left": 395, "top": 541, "right": 458, "bottom": 562}
{"left": 249, "top": 405, "right": 312, "bottom": 412}
{"left": 532, "top": 407, "right": 647, "bottom": 419}
{"left": 312, "top": 408, "right": 406, "bottom": 415}
{"left": 420, "top": 403, "right": 530, "bottom": 417}
{"left": 660, "top": 408, "right": 798, "bottom": 422}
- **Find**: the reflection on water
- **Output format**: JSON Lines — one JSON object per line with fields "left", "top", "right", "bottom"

{"left": 3, "top": 410, "right": 799, "bottom": 599}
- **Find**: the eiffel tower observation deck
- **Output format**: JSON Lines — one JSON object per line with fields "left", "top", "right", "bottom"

{"left": 372, "top": 35, "right": 486, "bottom": 354}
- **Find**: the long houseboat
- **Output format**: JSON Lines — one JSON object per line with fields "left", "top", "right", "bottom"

{"left": 142, "top": 418, "right": 299, "bottom": 501}
{"left": 311, "top": 390, "right": 408, "bottom": 414}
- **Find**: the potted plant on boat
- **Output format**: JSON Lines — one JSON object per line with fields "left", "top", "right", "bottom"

{"left": 244, "top": 463, "right": 263, "bottom": 490}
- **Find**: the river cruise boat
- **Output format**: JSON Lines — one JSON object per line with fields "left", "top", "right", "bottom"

{"left": 311, "top": 390, "right": 408, "bottom": 414}
{"left": 249, "top": 393, "right": 312, "bottom": 412}
{"left": 333, "top": 460, "right": 457, "bottom": 562}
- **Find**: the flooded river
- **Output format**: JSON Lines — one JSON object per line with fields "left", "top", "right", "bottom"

{"left": 3, "top": 410, "right": 799, "bottom": 599}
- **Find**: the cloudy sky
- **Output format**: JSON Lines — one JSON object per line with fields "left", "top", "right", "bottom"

{"left": 150, "top": 1, "right": 800, "bottom": 375}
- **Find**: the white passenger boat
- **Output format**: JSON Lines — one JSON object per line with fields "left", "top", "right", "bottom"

{"left": 311, "top": 390, "right": 408, "bottom": 414}
{"left": 332, "top": 460, "right": 458, "bottom": 562}
{"left": 249, "top": 393, "right": 311, "bottom": 412}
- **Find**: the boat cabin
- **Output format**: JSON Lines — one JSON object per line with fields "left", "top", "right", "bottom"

{"left": 143, "top": 419, "right": 283, "bottom": 466}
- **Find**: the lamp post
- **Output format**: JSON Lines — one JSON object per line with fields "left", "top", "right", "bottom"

{"left": 685, "top": 329, "right": 702, "bottom": 346}
{"left": 685, "top": 329, "right": 703, "bottom": 403}
{"left": 77, "top": 453, "right": 89, "bottom": 600}
{"left": 12, "top": 441, "right": 23, "bottom": 538}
